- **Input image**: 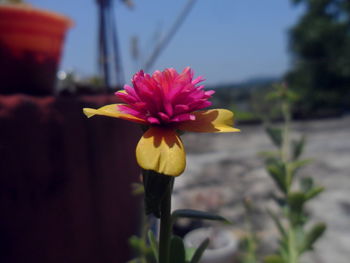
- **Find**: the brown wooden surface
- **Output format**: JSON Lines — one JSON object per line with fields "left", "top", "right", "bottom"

{"left": 0, "top": 95, "right": 142, "bottom": 263}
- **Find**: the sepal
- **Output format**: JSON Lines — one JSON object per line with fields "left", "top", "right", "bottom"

{"left": 142, "top": 170, "right": 174, "bottom": 217}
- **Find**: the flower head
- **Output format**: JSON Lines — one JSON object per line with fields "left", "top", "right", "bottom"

{"left": 84, "top": 67, "right": 239, "bottom": 176}
{"left": 116, "top": 67, "right": 214, "bottom": 126}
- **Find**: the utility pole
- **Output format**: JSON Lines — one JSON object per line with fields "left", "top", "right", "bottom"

{"left": 96, "top": 0, "right": 124, "bottom": 90}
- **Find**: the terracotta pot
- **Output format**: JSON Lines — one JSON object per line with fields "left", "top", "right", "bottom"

{"left": 0, "top": 4, "right": 73, "bottom": 95}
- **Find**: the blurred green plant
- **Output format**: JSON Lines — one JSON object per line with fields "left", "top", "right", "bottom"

{"left": 238, "top": 198, "right": 259, "bottom": 263}
{"left": 231, "top": 107, "right": 260, "bottom": 124}
{"left": 128, "top": 183, "right": 156, "bottom": 263}
{"left": 261, "top": 83, "right": 326, "bottom": 263}
{"left": 127, "top": 182, "right": 229, "bottom": 263}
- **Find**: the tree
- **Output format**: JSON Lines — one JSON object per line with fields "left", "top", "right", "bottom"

{"left": 286, "top": 0, "right": 350, "bottom": 117}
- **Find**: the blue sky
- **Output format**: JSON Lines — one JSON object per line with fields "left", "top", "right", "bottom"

{"left": 28, "top": 0, "right": 303, "bottom": 85}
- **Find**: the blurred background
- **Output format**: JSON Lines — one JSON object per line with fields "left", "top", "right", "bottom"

{"left": 0, "top": 0, "right": 349, "bottom": 262}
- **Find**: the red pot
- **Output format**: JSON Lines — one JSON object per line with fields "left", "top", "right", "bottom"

{"left": 0, "top": 4, "right": 73, "bottom": 95}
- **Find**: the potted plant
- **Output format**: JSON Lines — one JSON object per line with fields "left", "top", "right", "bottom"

{"left": 0, "top": 0, "right": 73, "bottom": 95}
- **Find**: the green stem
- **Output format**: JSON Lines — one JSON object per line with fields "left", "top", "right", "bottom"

{"left": 281, "top": 101, "right": 291, "bottom": 163}
{"left": 287, "top": 228, "right": 299, "bottom": 263}
{"left": 158, "top": 179, "right": 173, "bottom": 263}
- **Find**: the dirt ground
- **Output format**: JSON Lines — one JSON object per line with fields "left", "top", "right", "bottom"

{"left": 173, "top": 115, "right": 350, "bottom": 263}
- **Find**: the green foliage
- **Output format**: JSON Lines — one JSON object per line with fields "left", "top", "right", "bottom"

{"left": 266, "top": 84, "right": 299, "bottom": 104}
{"left": 267, "top": 209, "right": 287, "bottom": 238}
{"left": 291, "top": 136, "right": 305, "bottom": 160}
{"left": 169, "top": 236, "right": 186, "bottom": 263}
{"left": 300, "top": 223, "right": 326, "bottom": 253}
{"left": 266, "top": 127, "right": 283, "bottom": 148}
{"left": 239, "top": 236, "right": 259, "bottom": 263}
{"left": 131, "top": 182, "right": 145, "bottom": 195}
{"left": 128, "top": 235, "right": 157, "bottom": 263}
{"left": 234, "top": 110, "right": 261, "bottom": 123}
{"left": 266, "top": 159, "right": 289, "bottom": 193}
{"left": 148, "top": 231, "right": 159, "bottom": 262}
{"left": 287, "top": 0, "right": 350, "bottom": 117}
{"left": 131, "top": 178, "right": 229, "bottom": 263}
{"left": 238, "top": 199, "right": 259, "bottom": 263}
{"left": 168, "top": 235, "right": 210, "bottom": 263}
{"left": 171, "top": 209, "right": 230, "bottom": 224}
{"left": 264, "top": 255, "right": 285, "bottom": 263}
{"left": 263, "top": 84, "right": 326, "bottom": 263}
{"left": 207, "top": 78, "right": 281, "bottom": 124}
{"left": 188, "top": 238, "right": 210, "bottom": 263}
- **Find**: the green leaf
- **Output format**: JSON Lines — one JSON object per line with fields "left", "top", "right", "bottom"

{"left": 148, "top": 230, "right": 159, "bottom": 262}
{"left": 131, "top": 182, "right": 145, "bottom": 196}
{"left": 267, "top": 209, "right": 287, "bottom": 238}
{"left": 171, "top": 209, "right": 230, "bottom": 224}
{"left": 289, "top": 159, "right": 312, "bottom": 175}
{"left": 300, "top": 177, "right": 313, "bottom": 192}
{"left": 259, "top": 151, "right": 279, "bottom": 159}
{"left": 264, "top": 254, "right": 285, "bottom": 263}
{"left": 305, "top": 186, "right": 324, "bottom": 200}
{"left": 266, "top": 161, "right": 287, "bottom": 193}
{"left": 128, "top": 235, "right": 157, "bottom": 263}
{"left": 301, "top": 223, "right": 326, "bottom": 252}
{"left": 169, "top": 236, "right": 186, "bottom": 263}
{"left": 292, "top": 136, "right": 305, "bottom": 160}
{"left": 287, "top": 192, "right": 306, "bottom": 213}
{"left": 286, "top": 159, "right": 312, "bottom": 188}
{"left": 129, "top": 235, "right": 143, "bottom": 250}
{"left": 190, "top": 238, "right": 210, "bottom": 263}
{"left": 185, "top": 247, "right": 196, "bottom": 262}
{"left": 266, "top": 127, "right": 283, "bottom": 148}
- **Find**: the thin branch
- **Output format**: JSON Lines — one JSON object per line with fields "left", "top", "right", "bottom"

{"left": 143, "top": 0, "right": 197, "bottom": 72}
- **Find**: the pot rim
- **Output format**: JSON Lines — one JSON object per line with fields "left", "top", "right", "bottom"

{"left": 0, "top": 4, "right": 74, "bottom": 28}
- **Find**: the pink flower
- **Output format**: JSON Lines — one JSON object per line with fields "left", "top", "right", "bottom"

{"left": 116, "top": 68, "right": 214, "bottom": 125}
{"left": 84, "top": 67, "right": 239, "bottom": 176}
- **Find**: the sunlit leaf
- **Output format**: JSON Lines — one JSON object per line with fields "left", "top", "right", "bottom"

{"left": 185, "top": 247, "right": 196, "bottom": 262}
{"left": 131, "top": 183, "right": 145, "bottom": 196}
{"left": 190, "top": 238, "right": 210, "bottom": 263}
{"left": 148, "top": 230, "right": 159, "bottom": 262}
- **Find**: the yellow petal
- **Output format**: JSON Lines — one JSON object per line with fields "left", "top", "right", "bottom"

{"left": 136, "top": 127, "right": 186, "bottom": 177}
{"left": 177, "top": 109, "right": 240, "bottom": 133}
{"left": 116, "top": 90, "right": 127, "bottom": 94}
{"left": 83, "top": 104, "right": 147, "bottom": 124}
